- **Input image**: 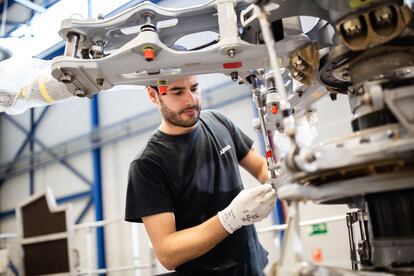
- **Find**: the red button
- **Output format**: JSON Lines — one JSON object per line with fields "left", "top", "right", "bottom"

{"left": 143, "top": 48, "right": 155, "bottom": 62}
{"left": 223, "top": 62, "right": 242, "bottom": 69}
{"left": 271, "top": 105, "right": 278, "bottom": 114}
{"left": 159, "top": 85, "right": 167, "bottom": 95}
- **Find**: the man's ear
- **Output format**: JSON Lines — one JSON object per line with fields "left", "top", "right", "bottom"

{"left": 147, "top": 86, "right": 159, "bottom": 104}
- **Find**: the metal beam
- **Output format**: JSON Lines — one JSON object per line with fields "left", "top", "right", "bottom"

{"left": 13, "top": 0, "right": 46, "bottom": 13}
{"left": 76, "top": 197, "right": 93, "bottom": 224}
{"left": 0, "top": 106, "right": 50, "bottom": 187}
{"left": 2, "top": 115, "right": 93, "bottom": 186}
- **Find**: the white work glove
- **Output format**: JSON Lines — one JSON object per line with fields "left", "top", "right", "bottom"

{"left": 218, "top": 184, "right": 277, "bottom": 234}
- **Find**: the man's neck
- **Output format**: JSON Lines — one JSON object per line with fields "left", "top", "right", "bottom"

{"left": 159, "top": 120, "right": 197, "bottom": 136}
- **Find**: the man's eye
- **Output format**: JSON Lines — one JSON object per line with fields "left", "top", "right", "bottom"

{"left": 191, "top": 87, "right": 199, "bottom": 93}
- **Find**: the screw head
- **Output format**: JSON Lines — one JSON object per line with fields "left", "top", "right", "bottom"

{"left": 343, "top": 18, "right": 362, "bottom": 36}
{"left": 291, "top": 55, "right": 306, "bottom": 70}
{"left": 374, "top": 6, "right": 393, "bottom": 26}
{"left": 227, "top": 49, "right": 236, "bottom": 58}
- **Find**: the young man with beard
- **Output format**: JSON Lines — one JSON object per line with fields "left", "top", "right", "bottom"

{"left": 125, "top": 75, "right": 277, "bottom": 275}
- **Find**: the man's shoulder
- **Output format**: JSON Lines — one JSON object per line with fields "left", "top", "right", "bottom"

{"left": 132, "top": 133, "right": 162, "bottom": 163}
{"left": 200, "top": 109, "right": 234, "bottom": 129}
{"left": 201, "top": 109, "right": 224, "bottom": 119}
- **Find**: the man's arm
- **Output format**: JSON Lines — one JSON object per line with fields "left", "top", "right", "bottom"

{"left": 142, "top": 184, "right": 276, "bottom": 270}
{"left": 239, "top": 148, "right": 270, "bottom": 183}
{"left": 143, "top": 213, "right": 228, "bottom": 270}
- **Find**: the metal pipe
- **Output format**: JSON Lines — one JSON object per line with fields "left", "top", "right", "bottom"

{"left": 64, "top": 33, "right": 80, "bottom": 57}
{"left": 250, "top": 75, "right": 278, "bottom": 181}
{"left": 29, "top": 108, "right": 35, "bottom": 195}
{"left": 90, "top": 95, "right": 107, "bottom": 273}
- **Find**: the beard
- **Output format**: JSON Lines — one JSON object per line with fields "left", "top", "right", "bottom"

{"left": 159, "top": 100, "right": 201, "bottom": 128}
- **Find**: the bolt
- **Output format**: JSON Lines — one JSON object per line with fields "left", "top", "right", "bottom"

{"left": 292, "top": 70, "right": 304, "bottom": 82}
{"left": 329, "top": 93, "right": 337, "bottom": 101}
{"left": 227, "top": 48, "right": 236, "bottom": 58}
{"left": 387, "top": 129, "right": 398, "bottom": 139}
{"left": 374, "top": 6, "right": 393, "bottom": 26}
{"left": 275, "top": 121, "right": 281, "bottom": 129}
{"left": 230, "top": 71, "right": 238, "bottom": 81}
{"left": 59, "top": 72, "right": 73, "bottom": 83}
{"left": 305, "top": 152, "right": 316, "bottom": 163}
{"left": 343, "top": 17, "right": 363, "bottom": 36}
{"left": 291, "top": 55, "right": 306, "bottom": 70}
{"left": 96, "top": 78, "right": 104, "bottom": 86}
{"left": 357, "top": 86, "right": 365, "bottom": 95}
{"left": 74, "top": 88, "right": 86, "bottom": 97}
{"left": 258, "top": 69, "right": 265, "bottom": 76}
{"left": 361, "top": 93, "right": 372, "bottom": 105}
{"left": 90, "top": 41, "right": 105, "bottom": 59}
{"left": 296, "top": 89, "right": 304, "bottom": 97}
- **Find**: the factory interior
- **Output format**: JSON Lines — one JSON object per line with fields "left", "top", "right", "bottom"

{"left": 0, "top": 0, "right": 413, "bottom": 275}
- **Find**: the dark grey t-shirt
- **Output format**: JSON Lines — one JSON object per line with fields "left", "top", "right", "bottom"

{"left": 125, "top": 110, "right": 267, "bottom": 275}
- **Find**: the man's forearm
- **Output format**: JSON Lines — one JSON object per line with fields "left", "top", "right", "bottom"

{"left": 157, "top": 215, "right": 229, "bottom": 270}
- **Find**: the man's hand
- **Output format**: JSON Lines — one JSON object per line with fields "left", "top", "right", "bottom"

{"left": 218, "top": 184, "right": 277, "bottom": 234}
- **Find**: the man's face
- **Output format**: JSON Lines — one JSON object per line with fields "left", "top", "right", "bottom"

{"left": 156, "top": 76, "right": 201, "bottom": 128}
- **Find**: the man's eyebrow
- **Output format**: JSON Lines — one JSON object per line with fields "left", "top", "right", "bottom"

{"left": 169, "top": 86, "right": 184, "bottom": 91}
{"left": 169, "top": 83, "right": 199, "bottom": 91}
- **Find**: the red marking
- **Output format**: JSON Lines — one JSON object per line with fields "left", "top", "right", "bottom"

{"left": 143, "top": 47, "right": 155, "bottom": 61}
{"left": 159, "top": 85, "right": 167, "bottom": 96}
{"left": 266, "top": 150, "right": 273, "bottom": 158}
{"left": 312, "top": 248, "right": 323, "bottom": 263}
{"left": 223, "top": 62, "right": 242, "bottom": 69}
{"left": 271, "top": 104, "right": 278, "bottom": 114}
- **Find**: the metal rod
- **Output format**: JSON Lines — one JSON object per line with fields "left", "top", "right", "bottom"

{"left": 250, "top": 75, "right": 278, "bottom": 181}
{"left": 346, "top": 212, "right": 359, "bottom": 271}
{"left": 74, "top": 217, "right": 122, "bottom": 230}
{"left": 257, "top": 8, "right": 288, "bottom": 106}
{"left": 64, "top": 33, "right": 80, "bottom": 57}
{"left": 257, "top": 214, "right": 346, "bottom": 233}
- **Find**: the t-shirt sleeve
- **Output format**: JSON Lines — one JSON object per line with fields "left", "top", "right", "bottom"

{"left": 125, "top": 157, "right": 174, "bottom": 223}
{"left": 210, "top": 110, "right": 254, "bottom": 161}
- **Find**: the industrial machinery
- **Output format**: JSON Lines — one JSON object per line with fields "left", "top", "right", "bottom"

{"left": 0, "top": 0, "right": 413, "bottom": 275}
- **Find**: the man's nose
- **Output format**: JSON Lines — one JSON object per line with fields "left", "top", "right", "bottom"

{"left": 184, "top": 88, "right": 197, "bottom": 104}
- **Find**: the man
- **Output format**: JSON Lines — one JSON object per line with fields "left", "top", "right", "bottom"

{"left": 125, "top": 75, "right": 277, "bottom": 275}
